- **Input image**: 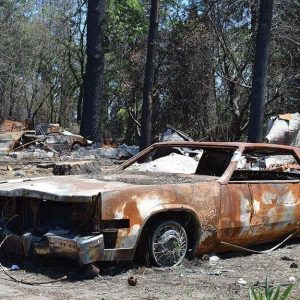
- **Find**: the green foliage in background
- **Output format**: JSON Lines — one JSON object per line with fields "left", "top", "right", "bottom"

{"left": 0, "top": 0, "right": 299, "bottom": 142}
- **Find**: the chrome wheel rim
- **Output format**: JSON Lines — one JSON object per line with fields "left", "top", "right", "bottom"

{"left": 151, "top": 221, "right": 188, "bottom": 267}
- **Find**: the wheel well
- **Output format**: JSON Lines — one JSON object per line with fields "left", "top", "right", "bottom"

{"left": 134, "top": 210, "right": 201, "bottom": 262}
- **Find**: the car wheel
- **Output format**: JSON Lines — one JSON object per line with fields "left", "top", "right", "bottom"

{"left": 150, "top": 220, "right": 188, "bottom": 267}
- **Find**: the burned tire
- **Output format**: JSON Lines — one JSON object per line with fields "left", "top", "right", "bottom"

{"left": 150, "top": 220, "right": 188, "bottom": 267}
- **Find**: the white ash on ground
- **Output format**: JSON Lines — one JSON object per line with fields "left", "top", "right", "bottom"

{"left": 127, "top": 153, "right": 199, "bottom": 174}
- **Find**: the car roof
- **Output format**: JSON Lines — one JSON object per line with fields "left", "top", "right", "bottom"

{"left": 150, "top": 141, "right": 298, "bottom": 151}
{"left": 118, "top": 141, "right": 300, "bottom": 171}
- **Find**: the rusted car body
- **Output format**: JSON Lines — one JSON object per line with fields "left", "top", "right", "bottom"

{"left": 0, "top": 142, "right": 299, "bottom": 267}
{"left": 0, "top": 130, "right": 88, "bottom": 153}
{"left": 22, "top": 130, "right": 89, "bottom": 150}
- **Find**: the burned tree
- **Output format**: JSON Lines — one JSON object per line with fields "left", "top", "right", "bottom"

{"left": 140, "top": 0, "right": 160, "bottom": 151}
{"left": 248, "top": 0, "right": 273, "bottom": 142}
{"left": 80, "top": 0, "right": 105, "bottom": 142}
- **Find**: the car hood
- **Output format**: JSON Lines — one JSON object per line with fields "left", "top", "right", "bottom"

{"left": 0, "top": 176, "right": 134, "bottom": 202}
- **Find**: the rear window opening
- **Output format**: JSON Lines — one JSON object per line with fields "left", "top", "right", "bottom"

{"left": 230, "top": 151, "right": 300, "bottom": 181}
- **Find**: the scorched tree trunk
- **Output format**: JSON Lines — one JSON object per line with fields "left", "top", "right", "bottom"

{"left": 80, "top": 0, "right": 105, "bottom": 142}
{"left": 140, "top": 0, "right": 159, "bottom": 151}
{"left": 248, "top": 0, "right": 273, "bottom": 142}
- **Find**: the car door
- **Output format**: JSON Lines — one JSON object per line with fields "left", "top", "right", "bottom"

{"left": 218, "top": 182, "right": 255, "bottom": 245}
{"left": 248, "top": 181, "right": 300, "bottom": 242}
{"left": 218, "top": 148, "right": 300, "bottom": 247}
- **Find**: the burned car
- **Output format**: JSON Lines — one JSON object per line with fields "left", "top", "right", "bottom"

{"left": 0, "top": 127, "right": 89, "bottom": 153}
{"left": 23, "top": 126, "right": 90, "bottom": 151}
{"left": 0, "top": 142, "right": 300, "bottom": 268}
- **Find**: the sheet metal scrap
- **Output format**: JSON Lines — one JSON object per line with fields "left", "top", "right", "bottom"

{"left": 0, "top": 141, "right": 299, "bottom": 267}
{"left": 0, "top": 131, "right": 27, "bottom": 153}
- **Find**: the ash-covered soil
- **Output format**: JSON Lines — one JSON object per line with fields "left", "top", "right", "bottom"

{"left": 0, "top": 240, "right": 300, "bottom": 300}
{"left": 0, "top": 158, "right": 299, "bottom": 300}
{"left": 0, "top": 154, "right": 113, "bottom": 180}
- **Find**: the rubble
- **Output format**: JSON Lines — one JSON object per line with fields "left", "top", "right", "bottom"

{"left": 160, "top": 125, "right": 193, "bottom": 142}
{"left": 0, "top": 120, "right": 90, "bottom": 154}
{"left": 0, "top": 119, "right": 140, "bottom": 162}
{"left": 71, "top": 143, "right": 139, "bottom": 160}
{"left": 265, "top": 155, "right": 299, "bottom": 170}
{"left": 0, "top": 122, "right": 195, "bottom": 163}
{"left": 158, "top": 125, "right": 204, "bottom": 157}
{"left": 89, "top": 144, "right": 139, "bottom": 159}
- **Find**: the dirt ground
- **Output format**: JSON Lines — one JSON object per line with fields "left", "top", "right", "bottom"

{"left": 0, "top": 157, "right": 299, "bottom": 300}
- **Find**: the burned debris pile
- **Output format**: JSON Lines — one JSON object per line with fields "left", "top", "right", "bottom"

{"left": 0, "top": 120, "right": 139, "bottom": 178}
{"left": 0, "top": 119, "right": 140, "bottom": 163}
{"left": 0, "top": 121, "right": 90, "bottom": 155}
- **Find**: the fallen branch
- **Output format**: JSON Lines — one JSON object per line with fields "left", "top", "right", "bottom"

{"left": 11, "top": 138, "right": 45, "bottom": 152}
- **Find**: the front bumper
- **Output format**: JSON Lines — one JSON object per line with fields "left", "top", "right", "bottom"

{"left": 47, "top": 234, "right": 104, "bottom": 265}
{"left": 0, "top": 230, "right": 105, "bottom": 266}
{"left": 0, "top": 228, "right": 135, "bottom": 265}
